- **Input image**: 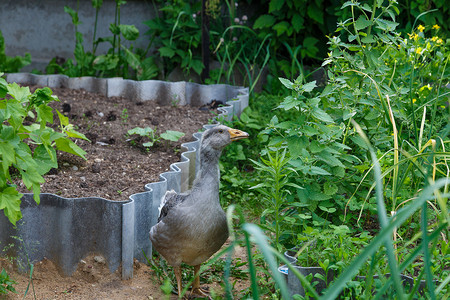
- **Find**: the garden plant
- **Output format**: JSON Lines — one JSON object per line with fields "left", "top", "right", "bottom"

{"left": 0, "top": 74, "right": 88, "bottom": 225}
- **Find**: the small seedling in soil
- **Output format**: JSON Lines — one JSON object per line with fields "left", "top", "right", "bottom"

{"left": 121, "top": 108, "right": 128, "bottom": 123}
{"left": 127, "top": 127, "right": 184, "bottom": 149}
{"left": 127, "top": 127, "right": 161, "bottom": 148}
{"left": 171, "top": 94, "right": 181, "bottom": 107}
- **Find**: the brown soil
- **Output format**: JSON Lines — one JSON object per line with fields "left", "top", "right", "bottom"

{"left": 17, "top": 86, "right": 216, "bottom": 201}
{"left": 2, "top": 87, "right": 250, "bottom": 299}
{"left": 0, "top": 242, "right": 250, "bottom": 300}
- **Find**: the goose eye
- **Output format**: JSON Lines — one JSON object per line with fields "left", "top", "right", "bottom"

{"left": 218, "top": 129, "right": 224, "bottom": 133}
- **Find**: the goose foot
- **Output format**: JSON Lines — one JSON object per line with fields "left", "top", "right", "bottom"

{"left": 189, "top": 287, "right": 211, "bottom": 299}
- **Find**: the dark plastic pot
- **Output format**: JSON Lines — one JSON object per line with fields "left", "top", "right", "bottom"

{"left": 279, "top": 250, "right": 432, "bottom": 298}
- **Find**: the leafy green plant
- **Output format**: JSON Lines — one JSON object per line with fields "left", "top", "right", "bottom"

{"left": 0, "top": 76, "right": 88, "bottom": 225}
{"left": 0, "top": 30, "right": 31, "bottom": 73}
{"left": 0, "top": 268, "right": 16, "bottom": 295}
{"left": 127, "top": 127, "right": 160, "bottom": 147}
{"left": 144, "top": 0, "right": 203, "bottom": 77}
{"left": 160, "top": 130, "right": 185, "bottom": 142}
{"left": 294, "top": 225, "right": 372, "bottom": 271}
{"left": 127, "top": 126, "right": 184, "bottom": 148}
{"left": 254, "top": 0, "right": 449, "bottom": 233}
{"left": 250, "top": 147, "right": 300, "bottom": 251}
{"left": 46, "top": 0, "right": 158, "bottom": 80}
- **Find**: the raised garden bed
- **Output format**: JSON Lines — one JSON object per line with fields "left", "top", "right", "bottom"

{"left": 0, "top": 74, "right": 249, "bottom": 283}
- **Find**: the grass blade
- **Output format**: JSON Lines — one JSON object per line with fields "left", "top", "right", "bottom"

{"left": 242, "top": 223, "right": 290, "bottom": 299}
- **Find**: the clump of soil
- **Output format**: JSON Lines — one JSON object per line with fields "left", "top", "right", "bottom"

{"left": 16, "top": 86, "right": 217, "bottom": 201}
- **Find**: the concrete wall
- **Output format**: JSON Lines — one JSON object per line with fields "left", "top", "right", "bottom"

{"left": 0, "top": 0, "right": 156, "bottom": 71}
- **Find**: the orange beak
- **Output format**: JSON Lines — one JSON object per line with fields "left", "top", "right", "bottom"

{"left": 228, "top": 128, "right": 249, "bottom": 141}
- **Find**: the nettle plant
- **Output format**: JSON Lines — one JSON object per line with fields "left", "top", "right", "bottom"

{"left": 0, "top": 76, "right": 88, "bottom": 225}
{"left": 260, "top": 0, "right": 449, "bottom": 228}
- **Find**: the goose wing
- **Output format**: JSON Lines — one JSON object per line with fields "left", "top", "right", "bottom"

{"left": 158, "top": 190, "right": 188, "bottom": 222}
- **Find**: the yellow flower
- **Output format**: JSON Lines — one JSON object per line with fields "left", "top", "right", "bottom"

{"left": 419, "top": 85, "right": 432, "bottom": 92}
{"left": 432, "top": 24, "right": 440, "bottom": 30}
{"left": 417, "top": 24, "right": 425, "bottom": 32}
{"left": 412, "top": 98, "right": 417, "bottom": 103}
{"left": 416, "top": 47, "right": 422, "bottom": 54}
{"left": 431, "top": 36, "right": 438, "bottom": 42}
{"left": 437, "top": 38, "right": 443, "bottom": 44}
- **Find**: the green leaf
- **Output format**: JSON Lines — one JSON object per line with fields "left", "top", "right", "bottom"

{"left": 269, "top": 0, "right": 285, "bottom": 13}
{"left": 311, "top": 107, "right": 334, "bottom": 123}
{"left": 307, "top": 4, "right": 323, "bottom": 24}
{"left": 309, "top": 190, "right": 332, "bottom": 201}
{"left": 306, "top": 166, "right": 331, "bottom": 176}
{"left": 55, "top": 138, "right": 87, "bottom": 159}
{"left": 143, "top": 141, "right": 155, "bottom": 147}
{"left": 279, "top": 77, "right": 293, "bottom": 89}
{"left": 375, "top": 18, "right": 399, "bottom": 31}
{"left": 190, "top": 59, "right": 204, "bottom": 76}
{"left": 317, "top": 151, "right": 345, "bottom": 167}
{"left": 291, "top": 13, "right": 304, "bottom": 32}
{"left": 350, "top": 136, "right": 369, "bottom": 150}
{"left": 302, "top": 80, "right": 317, "bottom": 92}
{"left": 7, "top": 83, "right": 30, "bottom": 103}
{"left": 287, "top": 135, "right": 307, "bottom": 159}
{"left": 0, "top": 141, "right": 16, "bottom": 173}
{"left": 5, "top": 102, "right": 26, "bottom": 128}
{"left": 160, "top": 130, "right": 185, "bottom": 142}
{"left": 310, "top": 140, "right": 324, "bottom": 153}
{"left": 74, "top": 41, "right": 85, "bottom": 66}
{"left": 355, "top": 15, "right": 372, "bottom": 30}
{"left": 33, "top": 145, "right": 57, "bottom": 175}
{"left": 56, "top": 110, "right": 69, "bottom": 127}
{"left": 36, "top": 104, "right": 54, "bottom": 125}
{"left": 64, "top": 6, "right": 80, "bottom": 26}
{"left": 0, "top": 187, "right": 23, "bottom": 225}
{"left": 128, "top": 127, "right": 154, "bottom": 137}
{"left": 119, "top": 24, "right": 139, "bottom": 41}
{"left": 33, "top": 145, "right": 58, "bottom": 175}
{"left": 324, "top": 182, "right": 338, "bottom": 195}
{"left": 30, "top": 87, "right": 57, "bottom": 106}
{"left": 361, "top": 34, "right": 376, "bottom": 43}
{"left": 273, "top": 21, "right": 290, "bottom": 36}
{"left": 92, "top": 0, "right": 103, "bottom": 9}
{"left": 319, "top": 205, "right": 336, "bottom": 213}
{"left": 64, "top": 126, "right": 89, "bottom": 141}
{"left": 253, "top": 15, "right": 276, "bottom": 29}
{"left": 93, "top": 54, "right": 119, "bottom": 70}
{"left": 343, "top": 109, "right": 356, "bottom": 120}
{"left": 109, "top": 23, "right": 120, "bottom": 35}
{"left": 122, "top": 47, "right": 140, "bottom": 69}
{"left": 158, "top": 46, "right": 175, "bottom": 58}
{"left": 0, "top": 77, "right": 8, "bottom": 98}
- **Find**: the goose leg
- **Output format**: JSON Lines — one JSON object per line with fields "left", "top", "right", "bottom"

{"left": 174, "top": 266, "right": 184, "bottom": 298}
{"left": 190, "top": 264, "right": 210, "bottom": 298}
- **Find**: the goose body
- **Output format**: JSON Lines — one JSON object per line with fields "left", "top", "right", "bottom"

{"left": 149, "top": 125, "right": 249, "bottom": 297}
